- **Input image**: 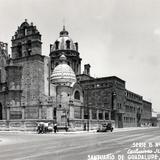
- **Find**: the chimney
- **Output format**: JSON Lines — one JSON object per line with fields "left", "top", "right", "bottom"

{"left": 83, "top": 64, "right": 91, "bottom": 76}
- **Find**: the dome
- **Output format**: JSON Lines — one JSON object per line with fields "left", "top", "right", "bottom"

{"left": 51, "top": 54, "right": 76, "bottom": 86}
{"left": 50, "top": 26, "right": 78, "bottom": 51}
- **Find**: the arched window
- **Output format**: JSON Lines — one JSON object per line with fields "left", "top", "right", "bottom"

{"left": 74, "top": 90, "right": 80, "bottom": 100}
{"left": 17, "top": 43, "right": 22, "bottom": 57}
{"left": 74, "top": 42, "right": 78, "bottom": 51}
{"left": 66, "top": 40, "right": 70, "bottom": 49}
{"left": 55, "top": 41, "right": 59, "bottom": 50}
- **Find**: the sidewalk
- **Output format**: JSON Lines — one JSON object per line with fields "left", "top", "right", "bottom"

{"left": 0, "top": 126, "right": 158, "bottom": 135}
{"left": 49, "top": 126, "right": 158, "bottom": 134}
{"left": 113, "top": 126, "right": 158, "bottom": 132}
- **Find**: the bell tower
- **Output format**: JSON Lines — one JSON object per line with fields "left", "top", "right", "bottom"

{"left": 11, "top": 19, "right": 42, "bottom": 59}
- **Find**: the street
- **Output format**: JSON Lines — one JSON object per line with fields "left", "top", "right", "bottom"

{"left": 0, "top": 128, "right": 160, "bottom": 160}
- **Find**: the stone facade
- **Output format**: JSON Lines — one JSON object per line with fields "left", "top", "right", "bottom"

{"left": 0, "top": 20, "right": 51, "bottom": 130}
{"left": 11, "top": 19, "right": 42, "bottom": 59}
{"left": 0, "top": 42, "right": 9, "bottom": 120}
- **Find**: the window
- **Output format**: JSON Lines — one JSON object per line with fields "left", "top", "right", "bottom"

{"left": 75, "top": 42, "right": 78, "bottom": 51}
{"left": 66, "top": 40, "right": 70, "bottom": 49}
{"left": 10, "top": 111, "right": 22, "bottom": 119}
{"left": 84, "top": 108, "right": 89, "bottom": 119}
{"left": 55, "top": 41, "right": 59, "bottom": 50}
{"left": 74, "top": 90, "right": 80, "bottom": 100}
{"left": 53, "top": 108, "right": 56, "bottom": 119}
{"left": 24, "top": 28, "right": 27, "bottom": 36}
{"left": 105, "top": 112, "right": 109, "bottom": 120}
{"left": 74, "top": 107, "right": 81, "bottom": 119}
{"left": 99, "top": 111, "right": 103, "bottom": 120}
{"left": 17, "top": 43, "right": 22, "bottom": 57}
{"left": 92, "top": 109, "right": 97, "bottom": 119}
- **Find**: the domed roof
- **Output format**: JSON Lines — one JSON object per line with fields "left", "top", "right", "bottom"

{"left": 51, "top": 54, "right": 76, "bottom": 86}
{"left": 51, "top": 26, "right": 77, "bottom": 51}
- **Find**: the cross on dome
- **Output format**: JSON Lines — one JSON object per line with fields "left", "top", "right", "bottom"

{"left": 60, "top": 25, "right": 69, "bottom": 37}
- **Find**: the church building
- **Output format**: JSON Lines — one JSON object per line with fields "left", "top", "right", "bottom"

{"left": 0, "top": 20, "right": 152, "bottom": 130}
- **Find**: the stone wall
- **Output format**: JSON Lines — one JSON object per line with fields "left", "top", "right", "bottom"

{"left": 12, "top": 55, "right": 45, "bottom": 106}
{"left": 2, "top": 55, "right": 52, "bottom": 120}
{"left": 0, "top": 93, "right": 6, "bottom": 119}
{"left": 0, "top": 119, "right": 54, "bottom": 131}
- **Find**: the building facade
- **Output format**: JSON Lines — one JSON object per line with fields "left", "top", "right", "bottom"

{"left": 124, "top": 90, "right": 143, "bottom": 127}
{"left": 141, "top": 100, "right": 152, "bottom": 126}
{"left": 79, "top": 77, "right": 125, "bottom": 128}
{"left": 0, "top": 20, "right": 152, "bottom": 130}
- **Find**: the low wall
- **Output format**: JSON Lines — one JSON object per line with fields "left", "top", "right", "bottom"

{"left": 0, "top": 119, "right": 115, "bottom": 131}
{"left": 68, "top": 119, "right": 115, "bottom": 131}
{"left": 0, "top": 120, "right": 54, "bottom": 131}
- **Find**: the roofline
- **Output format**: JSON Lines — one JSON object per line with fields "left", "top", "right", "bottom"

{"left": 125, "top": 89, "right": 143, "bottom": 98}
{"left": 76, "top": 74, "right": 94, "bottom": 79}
{"left": 80, "top": 76, "right": 125, "bottom": 84}
{"left": 143, "top": 99, "right": 152, "bottom": 105}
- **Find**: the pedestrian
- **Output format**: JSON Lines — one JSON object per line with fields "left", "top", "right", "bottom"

{"left": 41, "top": 123, "right": 45, "bottom": 134}
{"left": 37, "top": 123, "right": 41, "bottom": 134}
{"left": 65, "top": 124, "right": 68, "bottom": 132}
{"left": 44, "top": 122, "right": 49, "bottom": 133}
{"left": 54, "top": 123, "right": 57, "bottom": 133}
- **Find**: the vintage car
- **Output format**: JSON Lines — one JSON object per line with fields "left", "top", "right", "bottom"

{"left": 97, "top": 122, "right": 114, "bottom": 132}
{"left": 37, "top": 122, "right": 53, "bottom": 134}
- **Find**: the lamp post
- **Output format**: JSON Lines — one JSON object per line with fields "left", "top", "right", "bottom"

{"left": 22, "top": 102, "right": 25, "bottom": 120}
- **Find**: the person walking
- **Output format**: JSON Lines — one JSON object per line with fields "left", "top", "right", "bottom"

{"left": 54, "top": 123, "right": 57, "bottom": 133}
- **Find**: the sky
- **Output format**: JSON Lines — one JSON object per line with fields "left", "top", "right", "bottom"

{"left": 0, "top": 0, "right": 160, "bottom": 113}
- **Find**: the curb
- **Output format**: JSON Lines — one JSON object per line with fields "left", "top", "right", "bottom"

{"left": 0, "top": 127, "right": 158, "bottom": 135}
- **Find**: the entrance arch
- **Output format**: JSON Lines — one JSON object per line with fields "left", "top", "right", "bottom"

{"left": 0, "top": 103, "right": 2, "bottom": 120}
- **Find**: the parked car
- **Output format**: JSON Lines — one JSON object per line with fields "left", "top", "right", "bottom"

{"left": 97, "top": 122, "right": 114, "bottom": 132}
{"left": 37, "top": 122, "right": 53, "bottom": 134}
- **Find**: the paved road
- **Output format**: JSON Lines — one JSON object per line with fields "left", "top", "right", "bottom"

{"left": 0, "top": 128, "right": 160, "bottom": 160}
